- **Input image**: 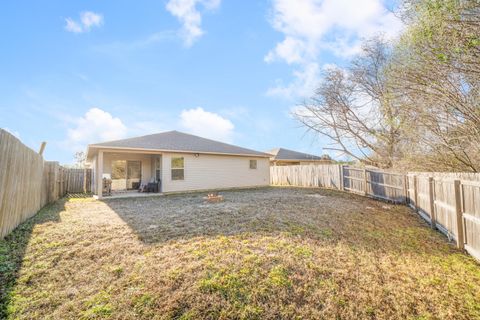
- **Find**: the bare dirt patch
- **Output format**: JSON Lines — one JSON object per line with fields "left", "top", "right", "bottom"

{"left": 1, "top": 187, "right": 479, "bottom": 319}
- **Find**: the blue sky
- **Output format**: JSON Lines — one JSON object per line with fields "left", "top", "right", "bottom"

{"left": 0, "top": 0, "right": 402, "bottom": 164}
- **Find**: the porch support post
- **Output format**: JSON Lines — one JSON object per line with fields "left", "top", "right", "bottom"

{"left": 96, "top": 150, "right": 104, "bottom": 199}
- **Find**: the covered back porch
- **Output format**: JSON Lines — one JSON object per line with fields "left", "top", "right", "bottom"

{"left": 91, "top": 149, "right": 163, "bottom": 198}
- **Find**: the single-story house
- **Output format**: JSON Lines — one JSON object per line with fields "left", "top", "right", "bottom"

{"left": 86, "top": 131, "right": 270, "bottom": 198}
{"left": 267, "top": 148, "right": 333, "bottom": 166}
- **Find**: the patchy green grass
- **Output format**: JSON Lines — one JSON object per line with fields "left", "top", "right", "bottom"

{"left": 1, "top": 187, "right": 479, "bottom": 319}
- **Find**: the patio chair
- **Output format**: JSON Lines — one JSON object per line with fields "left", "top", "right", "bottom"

{"left": 102, "top": 178, "right": 112, "bottom": 196}
{"left": 146, "top": 179, "right": 161, "bottom": 193}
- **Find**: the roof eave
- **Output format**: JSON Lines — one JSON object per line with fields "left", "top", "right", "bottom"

{"left": 86, "top": 145, "right": 271, "bottom": 158}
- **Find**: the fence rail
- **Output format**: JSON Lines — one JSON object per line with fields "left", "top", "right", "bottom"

{"left": 0, "top": 129, "right": 92, "bottom": 239}
{"left": 271, "top": 164, "right": 480, "bottom": 261}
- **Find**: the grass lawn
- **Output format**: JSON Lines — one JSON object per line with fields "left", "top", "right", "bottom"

{"left": 1, "top": 187, "right": 479, "bottom": 319}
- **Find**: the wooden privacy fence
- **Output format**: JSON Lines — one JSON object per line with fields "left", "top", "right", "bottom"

{"left": 406, "top": 173, "right": 480, "bottom": 260}
{"left": 46, "top": 165, "right": 93, "bottom": 196}
{"left": 270, "top": 164, "right": 342, "bottom": 189}
{"left": 0, "top": 129, "right": 92, "bottom": 239}
{"left": 271, "top": 164, "right": 480, "bottom": 261}
{"left": 271, "top": 165, "right": 406, "bottom": 203}
{"left": 342, "top": 166, "right": 406, "bottom": 202}
{"left": 65, "top": 168, "right": 92, "bottom": 193}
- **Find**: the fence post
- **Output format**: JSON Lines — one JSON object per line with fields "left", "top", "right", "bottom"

{"left": 454, "top": 179, "right": 465, "bottom": 250}
{"left": 65, "top": 169, "right": 69, "bottom": 194}
{"left": 59, "top": 167, "right": 63, "bottom": 197}
{"left": 428, "top": 177, "right": 436, "bottom": 229}
{"left": 403, "top": 174, "right": 408, "bottom": 204}
{"left": 339, "top": 164, "right": 344, "bottom": 191}
{"left": 47, "top": 163, "right": 52, "bottom": 203}
{"left": 96, "top": 151, "right": 104, "bottom": 199}
{"left": 413, "top": 175, "right": 418, "bottom": 212}
{"left": 363, "top": 168, "right": 368, "bottom": 196}
{"left": 83, "top": 168, "right": 87, "bottom": 193}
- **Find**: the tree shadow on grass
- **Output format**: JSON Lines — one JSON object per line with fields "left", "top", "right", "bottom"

{"left": 0, "top": 200, "right": 64, "bottom": 319}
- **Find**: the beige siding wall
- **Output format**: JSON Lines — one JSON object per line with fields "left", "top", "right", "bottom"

{"left": 102, "top": 153, "right": 153, "bottom": 190}
{"left": 91, "top": 155, "right": 97, "bottom": 193}
{"left": 161, "top": 153, "right": 269, "bottom": 193}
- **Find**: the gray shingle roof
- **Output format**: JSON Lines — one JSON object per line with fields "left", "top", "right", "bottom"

{"left": 88, "top": 130, "right": 269, "bottom": 157}
{"left": 267, "top": 148, "right": 327, "bottom": 161}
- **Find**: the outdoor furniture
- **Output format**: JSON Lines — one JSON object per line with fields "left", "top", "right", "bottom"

{"left": 142, "top": 180, "right": 161, "bottom": 193}
{"left": 132, "top": 182, "right": 141, "bottom": 190}
{"left": 147, "top": 182, "right": 158, "bottom": 193}
{"left": 102, "top": 178, "right": 112, "bottom": 196}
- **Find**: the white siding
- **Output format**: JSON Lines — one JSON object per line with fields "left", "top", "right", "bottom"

{"left": 91, "top": 155, "right": 97, "bottom": 193}
{"left": 162, "top": 153, "right": 269, "bottom": 193}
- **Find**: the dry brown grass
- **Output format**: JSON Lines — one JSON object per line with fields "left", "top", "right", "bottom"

{"left": 1, "top": 187, "right": 479, "bottom": 319}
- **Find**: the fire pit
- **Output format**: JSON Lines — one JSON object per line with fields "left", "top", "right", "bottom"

{"left": 203, "top": 192, "right": 224, "bottom": 203}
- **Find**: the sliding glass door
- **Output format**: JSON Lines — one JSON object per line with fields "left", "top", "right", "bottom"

{"left": 111, "top": 160, "right": 126, "bottom": 191}
{"left": 126, "top": 161, "right": 141, "bottom": 190}
{"left": 111, "top": 160, "right": 142, "bottom": 190}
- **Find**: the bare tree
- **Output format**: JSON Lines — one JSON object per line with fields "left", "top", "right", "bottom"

{"left": 294, "top": 1, "right": 479, "bottom": 172}
{"left": 73, "top": 151, "right": 86, "bottom": 168}
{"left": 294, "top": 37, "right": 406, "bottom": 168}
{"left": 390, "top": 0, "right": 480, "bottom": 171}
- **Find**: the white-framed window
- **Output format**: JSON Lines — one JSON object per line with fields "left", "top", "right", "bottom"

{"left": 155, "top": 157, "right": 161, "bottom": 182}
{"left": 171, "top": 157, "right": 184, "bottom": 180}
{"left": 249, "top": 159, "right": 257, "bottom": 169}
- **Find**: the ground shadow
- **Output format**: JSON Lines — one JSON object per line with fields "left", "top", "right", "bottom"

{"left": 2, "top": 189, "right": 477, "bottom": 320}
{"left": 0, "top": 200, "right": 64, "bottom": 319}
{"left": 66, "top": 192, "right": 93, "bottom": 199}
{"left": 103, "top": 187, "right": 459, "bottom": 257}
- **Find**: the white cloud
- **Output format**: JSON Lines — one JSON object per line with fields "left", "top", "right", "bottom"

{"left": 80, "top": 11, "right": 103, "bottom": 29}
{"left": 179, "top": 107, "right": 234, "bottom": 142}
{"left": 166, "top": 0, "right": 221, "bottom": 46}
{"left": 267, "top": 62, "right": 321, "bottom": 99}
{"left": 67, "top": 108, "right": 127, "bottom": 150}
{"left": 65, "top": 11, "right": 103, "bottom": 33}
{"left": 264, "top": 36, "right": 309, "bottom": 64}
{"left": 65, "top": 18, "right": 83, "bottom": 33}
{"left": 64, "top": 107, "right": 234, "bottom": 153}
{"left": 265, "top": 0, "right": 403, "bottom": 98}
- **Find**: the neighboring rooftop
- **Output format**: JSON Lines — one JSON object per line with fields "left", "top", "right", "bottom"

{"left": 267, "top": 148, "right": 331, "bottom": 161}
{"left": 87, "top": 130, "right": 270, "bottom": 158}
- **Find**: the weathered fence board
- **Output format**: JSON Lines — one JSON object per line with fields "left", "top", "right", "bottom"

{"left": 432, "top": 178, "right": 458, "bottom": 240}
{"left": 0, "top": 129, "right": 46, "bottom": 238}
{"left": 343, "top": 167, "right": 366, "bottom": 195}
{"left": 406, "top": 174, "right": 417, "bottom": 209}
{"left": 341, "top": 167, "right": 406, "bottom": 202}
{"left": 415, "top": 175, "right": 434, "bottom": 223}
{"left": 367, "top": 169, "right": 405, "bottom": 203}
{"left": 66, "top": 169, "right": 92, "bottom": 193}
{"left": 0, "top": 129, "right": 93, "bottom": 239}
{"left": 461, "top": 180, "right": 480, "bottom": 260}
{"left": 270, "top": 164, "right": 341, "bottom": 189}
